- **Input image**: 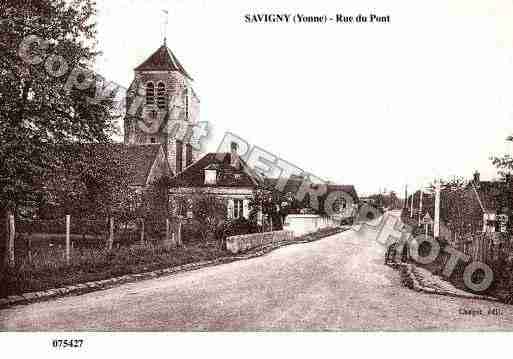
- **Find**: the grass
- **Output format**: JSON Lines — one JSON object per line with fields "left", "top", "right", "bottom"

{"left": 1, "top": 241, "right": 226, "bottom": 297}
{"left": 0, "top": 226, "right": 347, "bottom": 298}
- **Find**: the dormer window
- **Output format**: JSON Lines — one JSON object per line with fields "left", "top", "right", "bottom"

{"left": 157, "top": 82, "right": 166, "bottom": 109}
{"left": 146, "top": 82, "right": 155, "bottom": 105}
{"left": 204, "top": 164, "right": 218, "bottom": 185}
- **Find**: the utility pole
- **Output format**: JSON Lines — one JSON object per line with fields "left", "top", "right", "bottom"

{"left": 404, "top": 184, "right": 408, "bottom": 212}
{"left": 65, "top": 214, "right": 71, "bottom": 266}
{"left": 410, "top": 190, "right": 414, "bottom": 218}
{"left": 6, "top": 211, "right": 15, "bottom": 268}
{"left": 418, "top": 189, "right": 423, "bottom": 225}
{"left": 434, "top": 179, "right": 441, "bottom": 239}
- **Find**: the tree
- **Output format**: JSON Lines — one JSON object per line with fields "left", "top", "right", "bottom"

{"left": 404, "top": 177, "right": 481, "bottom": 241}
{"left": 0, "top": 1, "right": 119, "bottom": 264}
{"left": 190, "top": 192, "right": 227, "bottom": 243}
{"left": 249, "top": 182, "right": 284, "bottom": 231}
{"left": 39, "top": 145, "right": 132, "bottom": 219}
{"left": 492, "top": 136, "right": 513, "bottom": 178}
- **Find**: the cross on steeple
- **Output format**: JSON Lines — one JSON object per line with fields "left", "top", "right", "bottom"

{"left": 162, "top": 9, "right": 169, "bottom": 46}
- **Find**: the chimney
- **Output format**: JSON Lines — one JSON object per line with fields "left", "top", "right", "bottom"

{"left": 230, "top": 141, "right": 239, "bottom": 168}
{"left": 473, "top": 170, "right": 480, "bottom": 185}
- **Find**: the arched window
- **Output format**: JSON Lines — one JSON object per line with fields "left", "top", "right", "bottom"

{"left": 157, "top": 82, "right": 166, "bottom": 109}
{"left": 146, "top": 82, "right": 154, "bottom": 105}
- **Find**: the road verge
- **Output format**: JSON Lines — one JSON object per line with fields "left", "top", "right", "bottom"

{"left": 393, "top": 262, "right": 498, "bottom": 302}
{"left": 0, "top": 227, "right": 347, "bottom": 309}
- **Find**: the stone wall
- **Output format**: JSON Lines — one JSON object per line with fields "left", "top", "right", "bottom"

{"left": 226, "top": 230, "right": 294, "bottom": 254}
{"left": 283, "top": 214, "right": 339, "bottom": 237}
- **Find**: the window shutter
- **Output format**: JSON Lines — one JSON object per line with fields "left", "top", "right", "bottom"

{"left": 227, "top": 199, "right": 234, "bottom": 219}
{"left": 243, "top": 199, "right": 249, "bottom": 219}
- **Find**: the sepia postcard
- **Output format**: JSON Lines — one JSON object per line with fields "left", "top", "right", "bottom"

{"left": 1, "top": 0, "right": 513, "bottom": 356}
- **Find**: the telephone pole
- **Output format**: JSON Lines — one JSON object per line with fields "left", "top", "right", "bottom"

{"left": 434, "top": 179, "right": 441, "bottom": 239}
{"left": 410, "top": 190, "right": 414, "bottom": 218}
{"left": 404, "top": 184, "right": 408, "bottom": 212}
{"left": 418, "top": 189, "right": 423, "bottom": 225}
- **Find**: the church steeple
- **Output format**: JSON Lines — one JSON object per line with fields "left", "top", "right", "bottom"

{"left": 124, "top": 42, "right": 200, "bottom": 176}
{"left": 134, "top": 45, "right": 193, "bottom": 80}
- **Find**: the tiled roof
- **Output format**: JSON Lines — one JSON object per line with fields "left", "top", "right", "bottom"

{"left": 170, "top": 153, "right": 260, "bottom": 188}
{"left": 63, "top": 143, "right": 168, "bottom": 186}
{"left": 134, "top": 45, "right": 193, "bottom": 80}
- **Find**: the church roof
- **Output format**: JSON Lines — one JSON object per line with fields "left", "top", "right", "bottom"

{"left": 59, "top": 143, "right": 170, "bottom": 186}
{"left": 134, "top": 44, "right": 193, "bottom": 80}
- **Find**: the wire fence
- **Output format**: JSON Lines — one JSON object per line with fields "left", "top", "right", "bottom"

{"left": 455, "top": 232, "right": 513, "bottom": 263}
{"left": 3, "top": 214, "right": 184, "bottom": 270}
{"left": 400, "top": 211, "right": 513, "bottom": 264}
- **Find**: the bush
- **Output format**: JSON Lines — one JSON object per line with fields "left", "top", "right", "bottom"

{"left": 221, "top": 218, "right": 261, "bottom": 239}
{"left": 181, "top": 221, "right": 203, "bottom": 244}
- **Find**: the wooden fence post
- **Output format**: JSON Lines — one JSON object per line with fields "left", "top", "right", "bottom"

{"left": 27, "top": 236, "right": 32, "bottom": 265}
{"left": 65, "top": 214, "right": 71, "bottom": 266}
{"left": 165, "top": 218, "right": 170, "bottom": 242}
{"left": 140, "top": 218, "right": 145, "bottom": 245}
{"left": 177, "top": 218, "right": 182, "bottom": 246}
{"left": 6, "top": 212, "right": 15, "bottom": 268}
{"left": 107, "top": 216, "right": 114, "bottom": 251}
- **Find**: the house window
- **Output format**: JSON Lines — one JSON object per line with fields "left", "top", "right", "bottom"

{"left": 205, "top": 169, "right": 217, "bottom": 185}
{"left": 157, "top": 82, "right": 166, "bottom": 109}
{"left": 134, "top": 188, "right": 143, "bottom": 209}
{"left": 146, "top": 82, "right": 154, "bottom": 105}
{"left": 233, "top": 199, "right": 244, "bottom": 219}
{"left": 150, "top": 137, "right": 156, "bottom": 143}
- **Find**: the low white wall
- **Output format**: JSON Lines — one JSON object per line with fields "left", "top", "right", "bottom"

{"left": 226, "top": 230, "right": 294, "bottom": 254}
{"left": 283, "top": 214, "right": 339, "bottom": 237}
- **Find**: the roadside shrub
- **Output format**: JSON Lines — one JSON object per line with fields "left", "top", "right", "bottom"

{"left": 221, "top": 218, "right": 261, "bottom": 239}
{"left": 181, "top": 221, "right": 203, "bottom": 244}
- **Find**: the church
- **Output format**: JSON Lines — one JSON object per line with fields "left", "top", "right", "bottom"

{"left": 122, "top": 42, "right": 261, "bottom": 220}
{"left": 118, "top": 41, "right": 358, "bottom": 223}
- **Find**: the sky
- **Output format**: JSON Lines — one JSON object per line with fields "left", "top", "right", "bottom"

{"left": 94, "top": 0, "right": 513, "bottom": 196}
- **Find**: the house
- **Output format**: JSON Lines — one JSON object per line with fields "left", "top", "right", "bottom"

{"left": 326, "top": 184, "right": 360, "bottom": 219}
{"left": 266, "top": 175, "right": 359, "bottom": 220}
{"left": 466, "top": 171, "right": 512, "bottom": 234}
{"left": 168, "top": 143, "right": 262, "bottom": 219}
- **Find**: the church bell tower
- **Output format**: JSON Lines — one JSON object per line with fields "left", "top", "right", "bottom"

{"left": 123, "top": 41, "right": 200, "bottom": 175}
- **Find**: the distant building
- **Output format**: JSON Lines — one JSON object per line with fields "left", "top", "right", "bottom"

{"left": 466, "top": 171, "right": 512, "bottom": 234}
{"left": 267, "top": 176, "right": 359, "bottom": 221}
